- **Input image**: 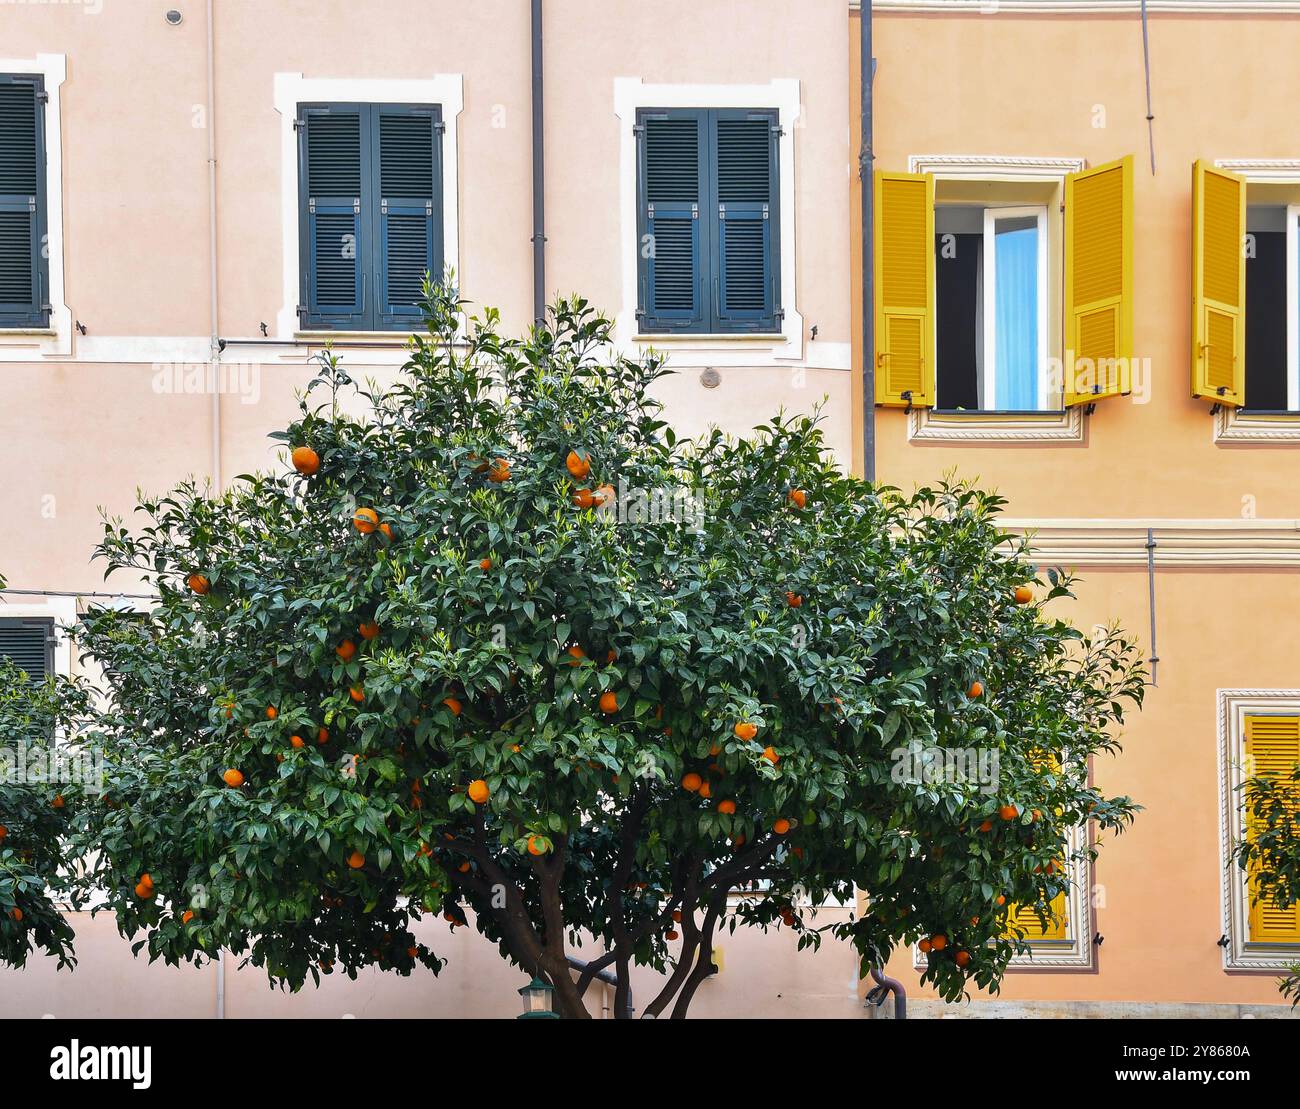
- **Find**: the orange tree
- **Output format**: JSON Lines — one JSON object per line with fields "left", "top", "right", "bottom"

{"left": 69, "top": 286, "right": 1144, "bottom": 1017}
{"left": 0, "top": 579, "right": 91, "bottom": 970}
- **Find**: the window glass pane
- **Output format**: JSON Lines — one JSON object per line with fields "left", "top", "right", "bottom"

{"left": 993, "top": 216, "right": 1040, "bottom": 410}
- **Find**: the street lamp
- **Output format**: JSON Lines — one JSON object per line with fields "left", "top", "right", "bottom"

{"left": 517, "top": 975, "right": 559, "bottom": 1019}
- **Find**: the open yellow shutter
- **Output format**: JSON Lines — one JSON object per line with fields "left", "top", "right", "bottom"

{"left": 1192, "top": 161, "right": 1246, "bottom": 406}
{"left": 873, "top": 170, "right": 934, "bottom": 407}
{"left": 1006, "top": 892, "right": 1069, "bottom": 942}
{"left": 1243, "top": 715, "right": 1300, "bottom": 944}
{"left": 1063, "top": 155, "right": 1133, "bottom": 407}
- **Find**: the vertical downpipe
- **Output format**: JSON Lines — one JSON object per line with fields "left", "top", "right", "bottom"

{"left": 205, "top": 0, "right": 222, "bottom": 492}
{"left": 860, "top": 1, "right": 875, "bottom": 483}
{"left": 530, "top": 0, "right": 546, "bottom": 326}
{"left": 1146, "top": 528, "right": 1160, "bottom": 686}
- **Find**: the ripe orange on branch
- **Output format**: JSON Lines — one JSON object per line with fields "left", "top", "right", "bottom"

{"left": 187, "top": 573, "right": 210, "bottom": 596}
{"left": 359, "top": 621, "right": 380, "bottom": 641}
{"left": 733, "top": 721, "right": 758, "bottom": 741}
{"left": 352, "top": 507, "right": 380, "bottom": 534}
{"left": 681, "top": 772, "right": 703, "bottom": 793}
{"left": 599, "top": 691, "right": 619, "bottom": 714}
{"left": 565, "top": 450, "right": 590, "bottom": 479}
{"left": 222, "top": 768, "right": 244, "bottom": 788}
{"left": 468, "top": 779, "right": 490, "bottom": 804}
{"left": 291, "top": 446, "right": 320, "bottom": 475}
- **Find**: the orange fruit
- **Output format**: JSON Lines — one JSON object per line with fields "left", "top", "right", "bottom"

{"left": 458, "top": 861, "right": 471, "bottom": 873}
{"left": 1014, "top": 585, "right": 1033, "bottom": 605}
{"left": 52, "top": 794, "right": 65, "bottom": 809}
{"left": 572, "top": 488, "right": 595, "bottom": 508}
{"left": 955, "top": 950, "right": 971, "bottom": 968}
{"left": 998, "top": 804, "right": 1018, "bottom": 822}
{"left": 347, "top": 850, "right": 365, "bottom": 869}
{"left": 599, "top": 691, "right": 619, "bottom": 714}
{"left": 787, "top": 489, "right": 806, "bottom": 509}
{"left": 967, "top": 681, "right": 984, "bottom": 699}
{"left": 773, "top": 817, "right": 791, "bottom": 835}
{"left": 785, "top": 591, "right": 802, "bottom": 608}
{"left": 291, "top": 446, "right": 320, "bottom": 475}
{"left": 479, "top": 557, "right": 492, "bottom": 571}
{"left": 468, "top": 779, "right": 490, "bottom": 804}
{"left": 349, "top": 686, "right": 365, "bottom": 703}
{"left": 359, "top": 621, "right": 380, "bottom": 641}
{"left": 379, "top": 522, "right": 395, "bottom": 542}
{"left": 8, "top": 907, "right": 23, "bottom": 922}
{"left": 134, "top": 881, "right": 153, "bottom": 900}
{"left": 527, "top": 835, "right": 547, "bottom": 856}
{"left": 290, "top": 734, "right": 306, "bottom": 749}
{"left": 1030, "top": 809, "right": 1041, "bottom": 823}
{"left": 407, "top": 945, "right": 420, "bottom": 959}
{"left": 336, "top": 639, "right": 357, "bottom": 662}
{"left": 265, "top": 705, "right": 278, "bottom": 720}
{"left": 140, "top": 873, "right": 154, "bottom": 890}
{"left": 761, "top": 746, "right": 780, "bottom": 765}
{"left": 222, "top": 768, "right": 244, "bottom": 788}
{"left": 734, "top": 722, "right": 758, "bottom": 741}
{"left": 717, "top": 799, "right": 736, "bottom": 815}
{"left": 352, "top": 507, "right": 380, "bottom": 534}
{"left": 681, "top": 772, "right": 703, "bottom": 793}
{"left": 565, "top": 450, "right": 590, "bottom": 479}
{"left": 666, "top": 929, "right": 679, "bottom": 941}
{"left": 697, "top": 779, "right": 712, "bottom": 799}
{"left": 0, "top": 825, "right": 7, "bottom": 843}
{"left": 709, "top": 742, "right": 721, "bottom": 756}
{"left": 918, "top": 938, "right": 932, "bottom": 953}
{"left": 443, "top": 696, "right": 462, "bottom": 716}
{"left": 930, "top": 933, "right": 947, "bottom": 952}
{"left": 317, "top": 726, "right": 329, "bottom": 745}
{"left": 487, "top": 458, "right": 511, "bottom": 483}
{"left": 187, "top": 573, "right": 211, "bottom": 595}
{"left": 672, "top": 909, "right": 683, "bottom": 923}
{"left": 592, "top": 484, "right": 616, "bottom": 507}
{"left": 995, "top": 895, "right": 1007, "bottom": 906}
{"left": 978, "top": 819, "right": 993, "bottom": 833}
{"left": 566, "top": 645, "right": 586, "bottom": 666}
{"left": 181, "top": 910, "right": 195, "bottom": 925}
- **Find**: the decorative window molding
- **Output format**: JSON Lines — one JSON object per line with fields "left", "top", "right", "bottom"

{"left": 1217, "top": 688, "right": 1300, "bottom": 972}
{"left": 0, "top": 53, "right": 71, "bottom": 361}
{"left": 272, "top": 73, "right": 463, "bottom": 342}
{"left": 0, "top": 597, "right": 76, "bottom": 680}
{"left": 1210, "top": 160, "right": 1300, "bottom": 440}
{"left": 910, "top": 823, "right": 1094, "bottom": 972}
{"left": 614, "top": 78, "right": 804, "bottom": 366}
{"left": 998, "top": 518, "right": 1300, "bottom": 568}
{"left": 906, "top": 154, "right": 1085, "bottom": 440}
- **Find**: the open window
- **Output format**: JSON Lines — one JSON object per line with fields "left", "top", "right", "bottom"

{"left": 875, "top": 156, "right": 1132, "bottom": 413}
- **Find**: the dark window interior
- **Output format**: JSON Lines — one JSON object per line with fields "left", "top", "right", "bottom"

{"left": 935, "top": 231, "right": 982, "bottom": 410}
{"left": 1245, "top": 225, "right": 1288, "bottom": 410}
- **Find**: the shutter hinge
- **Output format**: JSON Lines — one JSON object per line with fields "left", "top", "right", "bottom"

{"left": 381, "top": 199, "right": 388, "bottom": 215}
{"left": 719, "top": 204, "right": 726, "bottom": 220}
{"left": 308, "top": 198, "right": 316, "bottom": 213}
{"left": 296, "top": 304, "right": 308, "bottom": 319}
{"left": 775, "top": 308, "right": 785, "bottom": 323}
{"left": 354, "top": 197, "right": 361, "bottom": 214}
{"left": 762, "top": 203, "right": 770, "bottom": 220}
{"left": 633, "top": 124, "right": 646, "bottom": 135}
{"left": 37, "top": 91, "right": 50, "bottom": 105}
{"left": 426, "top": 199, "right": 433, "bottom": 215}
{"left": 293, "top": 118, "right": 307, "bottom": 132}
{"left": 771, "top": 124, "right": 784, "bottom": 137}
{"left": 28, "top": 196, "right": 37, "bottom": 213}
{"left": 435, "top": 121, "right": 446, "bottom": 135}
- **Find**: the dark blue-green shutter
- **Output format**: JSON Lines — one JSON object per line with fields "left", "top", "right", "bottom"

{"left": 637, "top": 110, "right": 706, "bottom": 332}
{"left": 0, "top": 618, "right": 53, "bottom": 682}
{"left": 0, "top": 75, "right": 49, "bottom": 329}
{"left": 374, "top": 105, "right": 443, "bottom": 329}
{"left": 712, "top": 110, "right": 779, "bottom": 332}
{"left": 299, "top": 104, "right": 369, "bottom": 329}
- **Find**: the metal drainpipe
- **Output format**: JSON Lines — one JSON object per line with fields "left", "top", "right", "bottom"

{"left": 567, "top": 956, "right": 633, "bottom": 1019}
{"left": 869, "top": 965, "right": 906, "bottom": 1019}
{"left": 859, "top": 0, "right": 875, "bottom": 483}
{"left": 530, "top": 0, "right": 546, "bottom": 326}
{"left": 205, "top": 0, "right": 222, "bottom": 492}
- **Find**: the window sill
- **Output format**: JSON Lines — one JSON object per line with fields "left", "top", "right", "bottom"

{"left": 0, "top": 328, "right": 57, "bottom": 338}
{"left": 294, "top": 330, "right": 418, "bottom": 344}
{"left": 634, "top": 332, "right": 785, "bottom": 343}
{"left": 908, "top": 406, "right": 1084, "bottom": 443}
{"left": 1214, "top": 407, "right": 1300, "bottom": 443}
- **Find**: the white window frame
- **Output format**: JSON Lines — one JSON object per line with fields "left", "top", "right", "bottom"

{"left": 1217, "top": 688, "right": 1300, "bottom": 972}
{"left": 613, "top": 78, "right": 808, "bottom": 367}
{"left": 272, "top": 72, "right": 463, "bottom": 342}
{"left": 980, "top": 204, "right": 1049, "bottom": 412}
{"left": 0, "top": 53, "right": 71, "bottom": 360}
{"left": 1287, "top": 204, "right": 1300, "bottom": 412}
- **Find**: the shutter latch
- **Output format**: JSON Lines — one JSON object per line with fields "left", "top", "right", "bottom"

{"left": 28, "top": 196, "right": 37, "bottom": 212}
{"left": 381, "top": 199, "right": 388, "bottom": 215}
{"left": 354, "top": 197, "right": 361, "bottom": 214}
{"left": 719, "top": 204, "right": 725, "bottom": 220}
{"left": 762, "top": 203, "right": 770, "bottom": 220}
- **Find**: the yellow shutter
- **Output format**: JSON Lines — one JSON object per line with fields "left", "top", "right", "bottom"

{"left": 1243, "top": 715, "right": 1300, "bottom": 944}
{"left": 874, "top": 170, "right": 934, "bottom": 407}
{"left": 1191, "top": 160, "right": 1246, "bottom": 406}
{"left": 1006, "top": 892, "right": 1069, "bottom": 943}
{"left": 1063, "top": 156, "right": 1133, "bottom": 407}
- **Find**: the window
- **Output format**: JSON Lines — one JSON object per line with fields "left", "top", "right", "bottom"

{"left": 876, "top": 156, "right": 1133, "bottom": 414}
{"left": 0, "top": 617, "right": 53, "bottom": 681}
{"left": 935, "top": 205, "right": 1048, "bottom": 411}
{"left": 1242, "top": 205, "right": 1300, "bottom": 411}
{"left": 1218, "top": 690, "right": 1300, "bottom": 970}
{"left": 296, "top": 103, "right": 444, "bottom": 331}
{"left": 0, "top": 73, "right": 50, "bottom": 329}
{"left": 636, "top": 108, "right": 781, "bottom": 334}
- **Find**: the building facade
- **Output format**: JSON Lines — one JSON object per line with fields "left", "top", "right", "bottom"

{"left": 0, "top": 0, "right": 1297, "bottom": 1017}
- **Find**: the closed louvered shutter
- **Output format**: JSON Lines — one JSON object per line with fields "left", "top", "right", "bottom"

{"left": 1243, "top": 715, "right": 1300, "bottom": 944}
{"left": 375, "top": 105, "right": 442, "bottom": 328}
{"left": 0, "top": 618, "right": 53, "bottom": 681}
{"left": 713, "top": 110, "right": 779, "bottom": 331}
{"left": 638, "top": 111, "right": 706, "bottom": 332}
{"left": 299, "top": 105, "right": 368, "bottom": 329}
{"left": 0, "top": 75, "right": 48, "bottom": 328}
{"left": 1063, "top": 156, "right": 1133, "bottom": 406}
{"left": 1192, "top": 160, "right": 1246, "bottom": 406}
{"left": 873, "top": 170, "right": 934, "bottom": 406}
